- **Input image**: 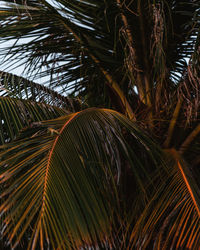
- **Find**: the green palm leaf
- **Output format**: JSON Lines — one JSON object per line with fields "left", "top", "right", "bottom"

{"left": 0, "top": 108, "right": 162, "bottom": 249}
{"left": 0, "top": 0, "right": 199, "bottom": 111}
{"left": 130, "top": 148, "right": 200, "bottom": 249}
{"left": 0, "top": 1, "right": 200, "bottom": 249}
{"left": 0, "top": 0, "right": 128, "bottom": 111}
{"left": 0, "top": 96, "right": 68, "bottom": 144}
{"left": 0, "top": 71, "right": 84, "bottom": 111}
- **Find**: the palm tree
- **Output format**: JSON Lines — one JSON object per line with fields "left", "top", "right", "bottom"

{"left": 0, "top": 0, "right": 200, "bottom": 249}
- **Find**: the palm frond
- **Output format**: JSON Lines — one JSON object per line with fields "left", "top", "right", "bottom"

{"left": 0, "top": 70, "right": 85, "bottom": 111}
{"left": 130, "top": 148, "right": 200, "bottom": 249}
{"left": 0, "top": 96, "right": 68, "bottom": 144}
{"left": 0, "top": 1, "right": 199, "bottom": 114}
{"left": 0, "top": 1, "right": 132, "bottom": 113}
{"left": 0, "top": 108, "right": 163, "bottom": 249}
{"left": 178, "top": 27, "right": 200, "bottom": 123}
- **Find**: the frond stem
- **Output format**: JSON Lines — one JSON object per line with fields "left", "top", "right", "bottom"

{"left": 163, "top": 98, "right": 183, "bottom": 148}
{"left": 59, "top": 18, "right": 135, "bottom": 120}
{"left": 179, "top": 124, "right": 200, "bottom": 153}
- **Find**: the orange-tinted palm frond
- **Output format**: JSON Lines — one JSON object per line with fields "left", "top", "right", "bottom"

{"left": 130, "top": 148, "right": 200, "bottom": 249}
{"left": 0, "top": 108, "right": 162, "bottom": 249}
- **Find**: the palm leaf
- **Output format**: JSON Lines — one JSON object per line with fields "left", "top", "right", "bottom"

{"left": 0, "top": 70, "right": 84, "bottom": 112}
{"left": 0, "top": 0, "right": 199, "bottom": 114}
{"left": 0, "top": 0, "right": 131, "bottom": 113}
{"left": 0, "top": 108, "right": 163, "bottom": 249}
{"left": 130, "top": 148, "right": 200, "bottom": 249}
{"left": 0, "top": 96, "right": 68, "bottom": 144}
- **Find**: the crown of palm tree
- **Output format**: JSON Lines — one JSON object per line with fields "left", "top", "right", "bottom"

{"left": 0, "top": 0, "right": 200, "bottom": 249}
